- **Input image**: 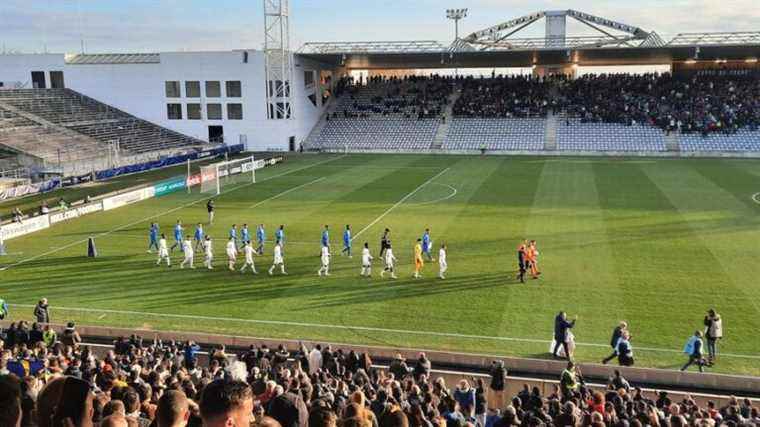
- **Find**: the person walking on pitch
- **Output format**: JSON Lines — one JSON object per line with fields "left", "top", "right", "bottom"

{"left": 194, "top": 223, "right": 205, "bottom": 251}
{"left": 321, "top": 225, "right": 330, "bottom": 249}
{"left": 379, "top": 228, "right": 390, "bottom": 257}
{"left": 268, "top": 240, "right": 287, "bottom": 275}
{"left": 341, "top": 224, "right": 352, "bottom": 257}
{"left": 361, "top": 242, "right": 373, "bottom": 277}
{"left": 438, "top": 243, "right": 448, "bottom": 279}
{"left": 170, "top": 220, "right": 184, "bottom": 252}
{"left": 203, "top": 236, "right": 214, "bottom": 270}
{"left": 422, "top": 228, "right": 434, "bottom": 261}
{"left": 413, "top": 239, "right": 424, "bottom": 278}
{"left": 207, "top": 199, "right": 215, "bottom": 224}
{"left": 226, "top": 237, "right": 238, "bottom": 271}
{"left": 156, "top": 234, "right": 171, "bottom": 267}
{"left": 275, "top": 225, "right": 285, "bottom": 254}
{"left": 256, "top": 224, "right": 266, "bottom": 255}
{"left": 381, "top": 243, "right": 398, "bottom": 279}
{"left": 240, "top": 224, "right": 250, "bottom": 250}
{"left": 180, "top": 236, "right": 194, "bottom": 269}
{"left": 147, "top": 223, "right": 159, "bottom": 253}
{"left": 517, "top": 241, "right": 527, "bottom": 283}
{"left": 240, "top": 241, "right": 258, "bottom": 274}
{"left": 318, "top": 245, "right": 331, "bottom": 276}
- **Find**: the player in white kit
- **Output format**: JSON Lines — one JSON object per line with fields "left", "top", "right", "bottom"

{"left": 380, "top": 243, "right": 398, "bottom": 279}
{"left": 156, "top": 234, "right": 171, "bottom": 267}
{"left": 438, "top": 243, "right": 448, "bottom": 279}
{"left": 203, "top": 236, "right": 214, "bottom": 270}
{"left": 180, "top": 237, "right": 195, "bottom": 269}
{"left": 360, "top": 242, "right": 373, "bottom": 277}
{"left": 317, "top": 245, "right": 331, "bottom": 276}
{"left": 226, "top": 237, "right": 238, "bottom": 271}
{"left": 240, "top": 241, "right": 258, "bottom": 274}
{"left": 268, "top": 240, "right": 287, "bottom": 275}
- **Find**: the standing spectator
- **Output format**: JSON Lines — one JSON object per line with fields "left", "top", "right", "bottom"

{"left": 42, "top": 325, "right": 57, "bottom": 348}
{"left": 681, "top": 330, "right": 706, "bottom": 372}
{"left": 552, "top": 311, "right": 576, "bottom": 359}
{"left": 487, "top": 360, "right": 507, "bottom": 411}
{"left": 474, "top": 378, "right": 487, "bottom": 427}
{"left": 156, "top": 390, "right": 190, "bottom": 427}
{"left": 389, "top": 354, "right": 409, "bottom": 380}
{"left": 60, "top": 322, "right": 82, "bottom": 350}
{"left": 703, "top": 309, "right": 723, "bottom": 366}
{"left": 608, "top": 370, "right": 630, "bottom": 392}
{"left": 413, "top": 352, "right": 431, "bottom": 380}
{"left": 308, "top": 344, "right": 323, "bottom": 375}
{"left": 33, "top": 299, "right": 49, "bottom": 324}
{"left": 0, "top": 375, "right": 22, "bottom": 427}
{"left": 199, "top": 379, "right": 254, "bottom": 427}
{"left": 453, "top": 380, "right": 476, "bottom": 418}
{"left": 601, "top": 321, "right": 627, "bottom": 364}
{"left": 559, "top": 361, "right": 580, "bottom": 400}
{"left": 183, "top": 341, "right": 200, "bottom": 369}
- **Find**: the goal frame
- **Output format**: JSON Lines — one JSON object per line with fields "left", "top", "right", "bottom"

{"left": 200, "top": 155, "right": 256, "bottom": 195}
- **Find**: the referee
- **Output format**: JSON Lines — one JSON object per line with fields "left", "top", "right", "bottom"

{"left": 379, "top": 228, "right": 390, "bottom": 257}
{"left": 207, "top": 199, "right": 215, "bottom": 225}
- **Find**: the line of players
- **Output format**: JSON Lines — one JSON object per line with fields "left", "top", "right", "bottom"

{"left": 148, "top": 220, "right": 449, "bottom": 279}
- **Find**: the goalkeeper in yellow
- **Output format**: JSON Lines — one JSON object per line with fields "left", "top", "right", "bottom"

{"left": 413, "top": 238, "right": 424, "bottom": 278}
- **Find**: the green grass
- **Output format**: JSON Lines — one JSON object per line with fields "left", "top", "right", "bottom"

{"left": 2, "top": 154, "right": 760, "bottom": 375}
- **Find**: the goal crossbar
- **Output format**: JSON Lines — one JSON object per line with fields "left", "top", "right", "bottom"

{"left": 199, "top": 155, "right": 256, "bottom": 195}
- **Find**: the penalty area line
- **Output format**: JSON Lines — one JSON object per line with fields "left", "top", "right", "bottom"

{"left": 7, "top": 303, "right": 760, "bottom": 360}
{"left": 0, "top": 155, "right": 346, "bottom": 272}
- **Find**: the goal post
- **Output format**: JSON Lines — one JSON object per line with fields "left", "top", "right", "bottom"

{"left": 199, "top": 155, "right": 256, "bottom": 195}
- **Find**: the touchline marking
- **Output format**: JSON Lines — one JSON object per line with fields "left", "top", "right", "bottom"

{"left": 7, "top": 304, "right": 760, "bottom": 360}
{"left": 247, "top": 176, "right": 325, "bottom": 208}
{"left": 752, "top": 192, "right": 760, "bottom": 204}
{"left": 352, "top": 167, "right": 451, "bottom": 240}
{"left": 0, "top": 155, "right": 346, "bottom": 271}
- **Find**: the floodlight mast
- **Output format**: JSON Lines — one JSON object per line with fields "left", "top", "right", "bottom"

{"left": 446, "top": 8, "right": 468, "bottom": 41}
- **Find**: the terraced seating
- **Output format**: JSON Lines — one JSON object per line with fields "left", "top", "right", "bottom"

{"left": 0, "top": 106, "right": 36, "bottom": 129}
{"left": 442, "top": 118, "right": 546, "bottom": 151}
{"left": 313, "top": 118, "right": 437, "bottom": 150}
{"left": 557, "top": 119, "right": 666, "bottom": 152}
{"left": 679, "top": 130, "right": 760, "bottom": 152}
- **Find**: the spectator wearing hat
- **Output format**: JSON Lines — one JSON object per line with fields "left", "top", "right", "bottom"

{"left": 389, "top": 353, "right": 409, "bottom": 380}
{"left": 34, "top": 299, "right": 49, "bottom": 324}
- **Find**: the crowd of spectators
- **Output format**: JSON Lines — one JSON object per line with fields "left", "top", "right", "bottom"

{"left": 0, "top": 319, "right": 758, "bottom": 427}
{"left": 329, "top": 72, "right": 760, "bottom": 137}
{"left": 558, "top": 73, "right": 760, "bottom": 135}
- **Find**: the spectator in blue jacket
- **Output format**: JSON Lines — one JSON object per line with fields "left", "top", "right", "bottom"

{"left": 453, "top": 379, "right": 476, "bottom": 418}
{"left": 681, "top": 331, "right": 706, "bottom": 372}
{"left": 184, "top": 340, "right": 201, "bottom": 369}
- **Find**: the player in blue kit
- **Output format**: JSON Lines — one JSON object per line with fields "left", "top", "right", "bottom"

{"left": 229, "top": 224, "right": 238, "bottom": 247}
{"left": 422, "top": 228, "right": 434, "bottom": 261}
{"left": 275, "top": 225, "right": 285, "bottom": 253}
{"left": 170, "top": 220, "right": 184, "bottom": 252}
{"left": 341, "top": 224, "right": 352, "bottom": 257}
{"left": 147, "top": 223, "right": 159, "bottom": 253}
{"left": 194, "top": 223, "right": 205, "bottom": 251}
{"left": 240, "top": 224, "right": 250, "bottom": 250}
{"left": 256, "top": 224, "right": 266, "bottom": 255}
{"left": 321, "top": 225, "right": 330, "bottom": 248}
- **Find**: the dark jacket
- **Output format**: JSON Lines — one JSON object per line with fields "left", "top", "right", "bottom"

{"left": 268, "top": 392, "right": 308, "bottom": 427}
{"left": 489, "top": 365, "right": 506, "bottom": 391}
{"left": 609, "top": 326, "right": 624, "bottom": 348}
{"left": 34, "top": 303, "right": 49, "bottom": 323}
{"left": 554, "top": 314, "right": 575, "bottom": 341}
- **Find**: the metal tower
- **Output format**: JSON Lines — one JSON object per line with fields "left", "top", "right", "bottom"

{"left": 263, "top": 0, "right": 293, "bottom": 119}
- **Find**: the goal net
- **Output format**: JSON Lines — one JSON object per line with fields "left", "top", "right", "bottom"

{"left": 200, "top": 156, "right": 256, "bottom": 195}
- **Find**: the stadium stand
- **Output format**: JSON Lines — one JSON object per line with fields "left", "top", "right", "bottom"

{"left": 0, "top": 320, "right": 758, "bottom": 427}
{"left": 312, "top": 73, "right": 760, "bottom": 154}
{"left": 0, "top": 88, "right": 208, "bottom": 155}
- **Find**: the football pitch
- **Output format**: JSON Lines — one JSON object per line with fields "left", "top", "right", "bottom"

{"left": 2, "top": 153, "right": 760, "bottom": 375}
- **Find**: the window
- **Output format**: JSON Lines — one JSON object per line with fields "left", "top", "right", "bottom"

{"left": 304, "top": 70, "right": 315, "bottom": 87}
{"left": 207, "top": 103, "right": 222, "bottom": 120}
{"left": 50, "top": 71, "right": 65, "bottom": 89}
{"left": 165, "top": 81, "right": 181, "bottom": 98}
{"left": 205, "top": 81, "right": 221, "bottom": 97}
{"left": 226, "top": 81, "right": 242, "bottom": 97}
{"left": 167, "top": 103, "right": 182, "bottom": 120}
{"left": 187, "top": 103, "right": 202, "bottom": 120}
{"left": 185, "top": 81, "right": 201, "bottom": 98}
{"left": 227, "top": 103, "right": 243, "bottom": 120}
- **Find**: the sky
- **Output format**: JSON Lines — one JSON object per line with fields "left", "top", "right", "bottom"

{"left": 1, "top": 0, "right": 758, "bottom": 54}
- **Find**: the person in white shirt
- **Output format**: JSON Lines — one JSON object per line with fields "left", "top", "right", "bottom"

{"left": 203, "top": 236, "right": 214, "bottom": 270}
{"left": 226, "top": 237, "right": 237, "bottom": 271}
{"left": 380, "top": 243, "right": 398, "bottom": 279}
{"left": 438, "top": 243, "right": 448, "bottom": 279}
{"left": 180, "top": 237, "right": 194, "bottom": 269}
{"left": 308, "top": 344, "right": 323, "bottom": 375}
{"left": 156, "top": 234, "right": 171, "bottom": 267}
{"left": 318, "top": 245, "right": 331, "bottom": 276}
{"left": 268, "top": 240, "right": 287, "bottom": 275}
{"left": 361, "top": 242, "right": 373, "bottom": 277}
{"left": 240, "top": 241, "right": 258, "bottom": 274}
